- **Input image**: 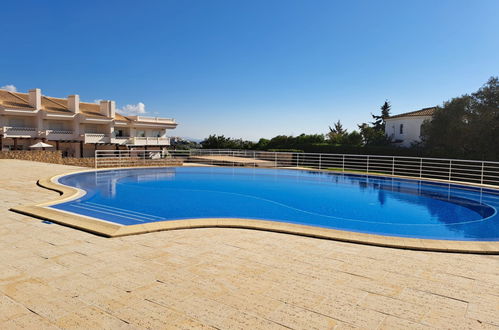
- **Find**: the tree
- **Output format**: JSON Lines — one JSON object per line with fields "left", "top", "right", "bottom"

{"left": 421, "top": 77, "right": 499, "bottom": 160}
{"left": 343, "top": 131, "right": 363, "bottom": 146}
{"left": 358, "top": 123, "right": 391, "bottom": 146}
{"left": 326, "top": 121, "right": 364, "bottom": 146}
{"left": 329, "top": 120, "right": 347, "bottom": 135}
{"left": 254, "top": 138, "right": 270, "bottom": 150}
{"left": 371, "top": 100, "right": 391, "bottom": 131}
{"left": 355, "top": 100, "right": 392, "bottom": 146}
{"left": 327, "top": 120, "right": 348, "bottom": 144}
{"left": 200, "top": 135, "right": 255, "bottom": 149}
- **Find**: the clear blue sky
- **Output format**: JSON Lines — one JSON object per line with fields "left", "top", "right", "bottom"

{"left": 1, "top": 0, "right": 498, "bottom": 140}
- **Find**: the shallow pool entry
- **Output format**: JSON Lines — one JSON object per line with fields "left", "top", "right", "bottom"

{"left": 51, "top": 167, "right": 499, "bottom": 241}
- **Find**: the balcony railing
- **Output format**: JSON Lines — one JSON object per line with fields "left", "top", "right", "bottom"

{"left": 127, "top": 116, "right": 176, "bottom": 124}
{"left": 128, "top": 137, "right": 170, "bottom": 146}
{"left": 0, "top": 126, "right": 39, "bottom": 138}
{"left": 0, "top": 127, "right": 172, "bottom": 146}
{"left": 83, "top": 133, "right": 110, "bottom": 144}
{"left": 43, "top": 130, "right": 75, "bottom": 140}
{"left": 111, "top": 136, "right": 131, "bottom": 145}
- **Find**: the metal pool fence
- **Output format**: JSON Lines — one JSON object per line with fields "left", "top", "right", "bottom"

{"left": 95, "top": 149, "right": 499, "bottom": 186}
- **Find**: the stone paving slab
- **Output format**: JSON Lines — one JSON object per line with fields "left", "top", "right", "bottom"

{"left": 0, "top": 159, "right": 499, "bottom": 329}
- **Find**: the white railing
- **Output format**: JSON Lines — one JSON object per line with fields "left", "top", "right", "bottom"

{"left": 95, "top": 149, "right": 499, "bottom": 186}
{"left": 44, "top": 130, "right": 74, "bottom": 140}
{"left": 95, "top": 150, "right": 186, "bottom": 168}
{"left": 1, "top": 126, "right": 39, "bottom": 137}
{"left": 47, "top": 129, "right": 73, "bottom": 134}
{"left": 110, "top": 136, "right": 130, "bottom": 145}
{"left": 127, "top": 116, "right": 176, "bottom": 124}
{"left": 83, "top": 133, "right": 110, "bottom": 144}
{"left": 128, "top": 137, "right": 170, "bottom": 146}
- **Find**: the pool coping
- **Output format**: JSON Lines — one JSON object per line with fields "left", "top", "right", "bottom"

{"left": 10, "top": 165, "right": 499, "bottom": 254}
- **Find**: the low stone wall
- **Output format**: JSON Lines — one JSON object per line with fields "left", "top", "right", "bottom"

{"left": 62, "top": 158, "right": 96, "bottom": 167}
{"left": 0, "top": 150, "right": 183, "bottom": 168}
{"left": 0, "top": 150, "right": 63, "bottom": 164}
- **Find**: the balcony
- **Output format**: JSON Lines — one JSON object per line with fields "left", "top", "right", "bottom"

{"left": 127, "top": 116, "right": 176, "bottom": 124}
{"left": 0, "top": 126, "right": 39, "bottom": 138}
{"left": 83, "top": 133, "right": 110, "bottom": 144}
{"left": 128, "top": 137, "right": 170, "bottom": 146}
{"left": 43, "top": 130, "right": 75, "bottom": 140}
{"left": 111, "top": 136, "right": 130, "bottom": 145}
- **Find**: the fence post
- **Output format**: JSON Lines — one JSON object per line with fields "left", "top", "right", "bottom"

{"left": 481, "top": 162, "right": 484, "bottom": 185}
{"left": 319, "top": 154, "right": 322, "bottom": 170}
{"left": 342, "top": 155, "right": 345, "bottom": 172}
{"left": 274, "top": 152, "right": 277, "bottom": 168}
{"left": 366, "top": 155, "right": 370, "bottom": 174}
{"left": 392, "top": 157, "right": 395, "bottom": 176}
{"left": 296, "top": 153, "right": 299, "bottom": 168}
{"left": 419, "top": 158, "right": 422, "bottom": 178}
{"left": 448, "top": 160, "right": 452, "bottom": 181}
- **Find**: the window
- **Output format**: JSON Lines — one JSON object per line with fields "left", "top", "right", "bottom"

{"left": 399, "top": 124, "right": 404, "bottom": 134}
{"left": 9, "top": 118, "right": 25, "bottom": 128}
{"left": 152, "top": 130, "right": 161, "bottom": 137}
{"left": 115, "top": 129, "right": 124, "bottom": 137}
{"left": 137, "top": 130, "right": 146, "bottom": 137}
{"left": 85, "top": 125, "right": 100, "bottom": 133}
{"left": 48, "top": 122, "right": 64, "bottom": 131}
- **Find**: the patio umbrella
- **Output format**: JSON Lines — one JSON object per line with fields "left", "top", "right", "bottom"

{"left": 29, "top": 142, "right": 54, "bottom": 151}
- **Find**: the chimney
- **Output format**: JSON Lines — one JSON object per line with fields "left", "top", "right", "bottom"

{"left": 99, "top": 100, "right": 115, "bottom": 118}
{"left": 68, "top": 95, "right": 80, "bottom": 114}
{"left": 109, "top": 101, "right": 116, "bottom": 118}
{"left": 28, "top": 88, "right": 41, "bottom": 110}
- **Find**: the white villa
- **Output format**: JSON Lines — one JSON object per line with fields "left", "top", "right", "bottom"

{"left": 385, "top": 107, "right": 436, "bottom": 147}
{"left": 0, "top": 88, "right": 177, "bottom": 157}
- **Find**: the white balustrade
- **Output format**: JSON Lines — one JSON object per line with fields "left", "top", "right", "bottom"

{"left": 44, "top": 130, "right": 75, "bottom": 140}
{"left": 129, "top": 137, "right": 170, "bottom": 146}
{"left": 83, "top": 133, "right": 110, "bottom": 143}
{"left": 1, "top": 126, "right": 39, "bottom": 137}
{"left": 95, "top": 149, "right": 499, "bottom": 187}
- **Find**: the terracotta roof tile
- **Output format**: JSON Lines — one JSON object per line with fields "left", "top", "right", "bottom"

{"left": 79, "top": 102, "right": 108, "bottom": 117}
{"left": 42, "top": 96, "right": 72, "bottom": 113}
{"left": 388, "top": 107, "right": 437, "bottom": 119}
{"left": 115, "top": 113, "right": 129, "bottom": 121}
{"left": 0, "top": 90, "right": 34, "bottom": 110}
{"left": 0, "top": 90, "right": 163, "bottom": 123}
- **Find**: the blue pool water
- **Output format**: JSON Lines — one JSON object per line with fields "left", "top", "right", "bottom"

{"left": 51, "top": 167, "right": 499, "bottom": 241}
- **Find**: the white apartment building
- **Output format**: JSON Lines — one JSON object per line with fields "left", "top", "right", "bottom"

{"left": 0, "top": 88, "right": 177, "bottom": 157}
{"left": 385, "top": 107, "right": 436, "bottom": 147}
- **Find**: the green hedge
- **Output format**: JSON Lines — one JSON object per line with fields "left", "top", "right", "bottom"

{"left": 297, "top": 144, "right": 425, "bottom": 157}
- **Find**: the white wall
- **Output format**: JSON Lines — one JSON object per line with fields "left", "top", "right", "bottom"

{"left": 385, "top": 116, "right": 431, "bottom": 147}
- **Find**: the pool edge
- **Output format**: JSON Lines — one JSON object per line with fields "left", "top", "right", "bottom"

{"left": 10, "top": 165, "right": 499, "bottom": 255}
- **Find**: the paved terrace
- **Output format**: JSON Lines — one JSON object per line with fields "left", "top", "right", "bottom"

{"left": 188, "top": 155, "right": 275, "bottom": 167}
{"left": 0, "top": 159, "right": 498, "bottom": 329}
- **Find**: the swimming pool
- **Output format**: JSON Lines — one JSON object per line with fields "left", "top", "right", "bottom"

{"left": 49, "top": 166, "right": 499, "bottom": 241}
